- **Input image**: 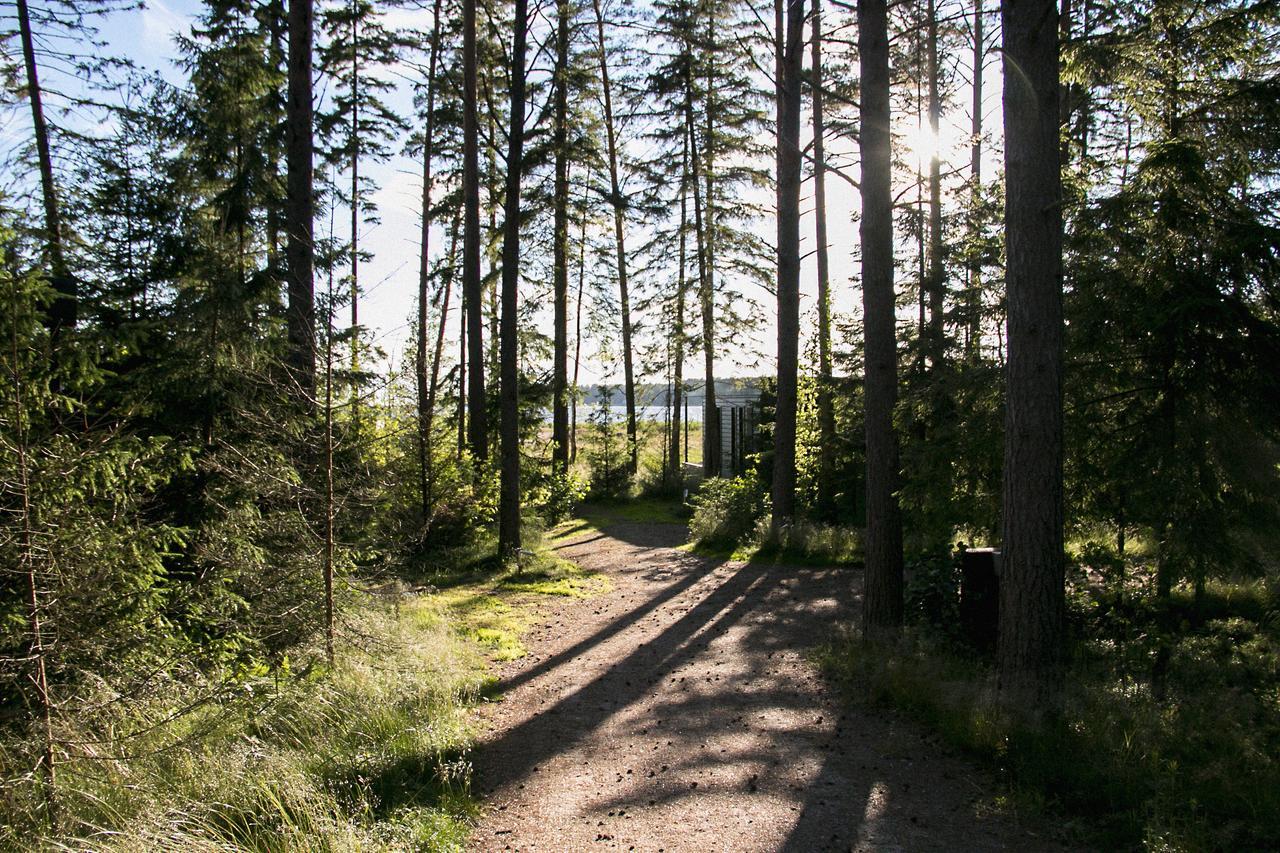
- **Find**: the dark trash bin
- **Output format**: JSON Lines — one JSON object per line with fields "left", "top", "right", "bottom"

{"left": 960, "top": 548, "right": 1001, "bottom": 653}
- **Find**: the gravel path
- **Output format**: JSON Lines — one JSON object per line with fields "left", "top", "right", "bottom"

{"left": 468, "top": 519, "right": 1074, "bottom": 852}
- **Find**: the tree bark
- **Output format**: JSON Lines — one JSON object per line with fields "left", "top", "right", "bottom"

{"left": 966, "top": 0, "right": 984, "bottom": 358}
{"left": 592, "top": 0, "right": 638, "bottom": 473}
{"left": 811, "top": 0, "right": 836, "bottom": 515}
{"left": 685, "top": 73, "right": 716, "bottom": 477}
{"left": 771, "top": 0, "right": 805, "bottom": 530}
{"left": 859, "top": 0, "right": 905, "bottom": 638}
{"left": 16, "top": 0, "right": 73, "bottom": 339}
{"left": 571, "top": 168, "right": 590, "bottom": 465}
{"left": 925, "top": 0, "right": 944, "bottom": 362}
{"left": 463, "top": 0, "right": 488, "bottom": 462}
{"left": 417, "top": 0, "right": 444, "bottom": 520}
{"left": 350, "top": 5, "right": 362, "bottom": 431}
{"left": 498, "top": 0, "right": 530, "bottom": 557}
{"left": 998, "top": 0, "right": 1065, "bottom": 709}
{"left": 669, "top": 134, "right": 690, "bottom": 488}
{"left": 286, "top": 0, "right": 316, "bottom": 400}
{"left": 551, "top": 0, "right": 571, "bottom": 472}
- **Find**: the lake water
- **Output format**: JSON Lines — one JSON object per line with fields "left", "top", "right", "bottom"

{"left": 567, "top": 404, "right": 703, "bottom": 424}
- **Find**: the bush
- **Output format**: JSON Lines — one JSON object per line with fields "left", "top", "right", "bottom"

{"left": 905, "top": 549, "right": 962, "bottom": 632}
{"left": 688, "top": 471, "right": 769, "bottom": 546}
{"left": 767, "top": 520, "right": 863, "bottom": 564}
{"left": 529, "top": 469, "right": 589, "bottom": 525}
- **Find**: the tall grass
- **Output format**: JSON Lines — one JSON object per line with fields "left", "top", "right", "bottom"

{"left": 1, "top": 597, "right": 487, "bottom": 852}
{"left": 819, "top": 577, "right": 1280, "bottom": 851}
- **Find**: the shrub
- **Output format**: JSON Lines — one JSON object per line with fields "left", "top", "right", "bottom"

{"left": 688, "top": 471, "right": 769, "bottom": 546}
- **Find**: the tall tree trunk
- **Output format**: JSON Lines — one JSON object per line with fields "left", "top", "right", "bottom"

{"left": 669, "top": 134, "right": 690, "bottom": 488}
{"left": 772, "top": 0, "right": 804, "bottom": 530}
{"left": 571, "top": 167, "right": 590, "bottom": 465}
{"left": 552, "top": 0, "right": 571, "bottom": 472}
{"left": 925, "top": 0, "right": 944, "bottom": 362}
{"left": 458, "top": 282, "right": 467, "bottom": 458}
{"left": 350, "top": 6, "right": 361, "bottom": 431}
{"left": 9, "top": 282, "right": 57, "bottom": 826}
{"left": 286, "top": 0, "right": 316, "bottom": 400}
{"left": 966, "top": 0, "right": 984, "bottom": 358}
{"left": 811, "top": 0, "right": 836, "bottom": 515}
{"left": 417, "top": 0, "right": 444, "bottom": 520}
{"left": 998, "top": 0, "right": 1065, "bottom": 709}
{"left": 685, "top": 73, "right": 715, "bottom": 477}
{"left": 425, "top": 214, "right": 462, "bottom": 513}
{"left": 498, "top": 0, "right": 529, "bottom": 556}
{"left": 323, "top": 249, "right": 337, "bottom": 666}
{"left": 463, "top": 0, "right": 488, "bottom": 461}
{"left": 16, "top": 0, "right": 73, "bottom": 338}
{"left": 701, "top": 20, "right": 719, "bottom": 478}
{"left": 859, "top": 0, "right": 905, "bottom": 638}
{"left": 591, "top": 0, "right": 637, "bottom": 472}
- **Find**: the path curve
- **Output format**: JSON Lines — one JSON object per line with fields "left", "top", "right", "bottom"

{"left": 468, "top": 519, "right": 1074, "bottom": 852}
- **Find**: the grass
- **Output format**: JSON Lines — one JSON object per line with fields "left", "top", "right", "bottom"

{"left": 0, "top": 599, "right": 487, "bottom": 852}
{"left": 818, "top": 574, "right": 1280, "bottom": 852}
{"left": 1, "top": 528, "right": 611, "bottom": 852}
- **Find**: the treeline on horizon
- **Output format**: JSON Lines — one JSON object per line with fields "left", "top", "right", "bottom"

{"left": 2, "top": 0, "right": 1280, "bottom": 844}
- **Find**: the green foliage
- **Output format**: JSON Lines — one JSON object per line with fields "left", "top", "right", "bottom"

{"left": 904, "top": 549, "right": 961, "bottom": 632}
{"left": 687, "top": 470, "right": 769, "bottom": 546}
{"left": 0, "top": 599, "right": 485, "bottom": 850}
{"left": 585, "top": 395, "right": 632, "bottom": 499}
{"left": 821, "top": 572, "right": 1280, "bottom": 851}
{"left": 527, "top": 468, "right": 588, "bottom": 526}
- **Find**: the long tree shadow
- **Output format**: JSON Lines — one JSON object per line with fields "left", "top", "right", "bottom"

{"left": 473, "top": 551, "right": 781, "bottom": 793}
{"left": 475, "top": 517, "right": 1067, "bottom": 851}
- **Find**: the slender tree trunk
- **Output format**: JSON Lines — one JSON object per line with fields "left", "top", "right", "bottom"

{"left": 462, "top": 0, "right": 487, "bottom": 462}
{"left": 551, "top": 0, "right": 571, "bottom": 472}
{"left": 425, "top": 214, "right": 462, "bottom": 512}
{"left": 591, "top": 0, "right": 637, "bottom": 472}
{"left": 811, "top": 0, "right": 836, "bottom": 515}
{"left": 486, "top": 105, "right": 501, "bottom": 382}
{"left": 669, "top": 134, "right": 690, "bottom": 488}
{"left": 859, "top": 0, "right": 905, "bottom": 638}
{"left": 350, "top": 6, "right": 361, "bottom": 431}
{"left": 685, "top": 79, "right": 716, "bottom": 477}
{"left": 9, "top": 283, "right": 57, "bottom": 827}
{"left": 772, "top": 0, "right": 804, "bottom": 530}
{"left": 925, "top": 0, "right": 944, "bottom": 361}
{"left": 286, "top": 0, "right": 316, "bottom": 400}
{"left": 16, "top": 0, "right": 73, "bottom": 338}
{"left": 967, "top": 0, "right": 984, "bottom": 358}
{"left": 498, "top": 0, "right": 529, "bottom": 556}
{"left": 323, "top": 254, "right": 336, "bottom": 666}
{"left": 998, "top": 0, "right": 1065, "bottom": 709}
{"left": 458, "top": 283, "right": 467, "bottom": 458}
{"left": 417, "top": 0, "right": 444, "bottom": 519}
{"left": 571, "top": 169, "right": 590, "bottom": 465}
{"left": 701, "top": 22, "right": 719, "bottom": 478}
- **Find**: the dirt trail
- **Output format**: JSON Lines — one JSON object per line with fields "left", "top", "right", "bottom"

{"left": 468, "top": 519, "right": 1074, "bottom": 852}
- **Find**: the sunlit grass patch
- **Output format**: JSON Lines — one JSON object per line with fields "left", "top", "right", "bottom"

{"left": 0, "top": 601, "right": 487, "bottom": 851}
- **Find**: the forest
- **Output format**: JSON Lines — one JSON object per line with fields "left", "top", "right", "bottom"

{"left": 2, "top": 0, "right": 1279, "bottom": 846}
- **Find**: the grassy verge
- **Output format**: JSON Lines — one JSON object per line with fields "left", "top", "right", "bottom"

{"left": 818, "top": 577, "right": 1280, "bottom": 851}
{"left": 2, "top": 530, "right": 609, "bottom": 851}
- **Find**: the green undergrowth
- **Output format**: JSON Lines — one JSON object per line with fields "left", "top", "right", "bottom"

{"left": 545, "top": 496, "right": 689, "bottom": 546}
{"left": 3, "top": 528, "right": 612, "bottom": 851}
{"left": 685, "top": 518, "right": 863, "bottom": 567}
{"left": 818, "top": 580, "right": 1280, "bottom": 851}
{"left": 2, "top": 599, "right": 487, "bottom": 852}
{"left": 684, "top": 471, "right": 862, "bottom": 566}
{"left": 421, "top": 531, "right": 612, "bottom": 662}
